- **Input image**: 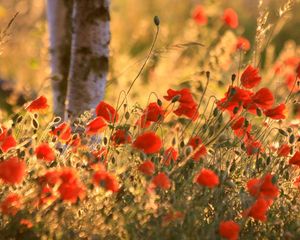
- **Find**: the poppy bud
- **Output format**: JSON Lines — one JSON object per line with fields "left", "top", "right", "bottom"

{"left": 289, "top": 134, "right": 295, "bottom": 144}
{"left": 278, "top": 129, "right": 288, "bottom": 137}
{"left": 153, "top": 16, "right": 160, "bottom": 26}
{"left": 256, "top": 108, "right": 262, "bottom": 117}
{"left": 171, "top": 95, "right": 181, "bottom": 103}
{"left": 231, "top": 74, "right": 236, "bottom": 82}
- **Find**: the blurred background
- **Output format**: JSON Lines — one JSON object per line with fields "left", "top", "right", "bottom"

{"left": 0, "top": 0, "right": 299, "bottom": 112}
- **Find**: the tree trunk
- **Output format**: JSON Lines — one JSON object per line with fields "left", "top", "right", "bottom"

{"left": 46, "top": 0, "right": 73, "bottom": 118}
{"left": 65, "top": 0, "right": 110, "bottom": 120}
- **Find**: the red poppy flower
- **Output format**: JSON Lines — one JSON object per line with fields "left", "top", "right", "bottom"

{"left": 285, "top": 73, "right": 299, "bottom": 92}
{"left": 95, "top": 101, "right": 118, "bottom": 122}
{"left": 50, "top": 122, "right": 72, "bottom": 141}
{"left": 243, "top": 198, "right": 271, "bottom": 222}
{"left": 35, "top": 143, "right": 56, "bottom": 162}
{"left": 264, "top": 104, "right": 286, "bottom": 120}
{"left": 192, "top": 5, "right": 207, "bottom": 25}
{"left": 57, "top": 168, "right": 86, "bottom": 203}
{"left": 38, "top": 186, "right": 56, "bottom": 206}
{"left": 188, "top": 136, "right": 207, "bottom": 161}
{"left": 164, "top": 88, "right": 196, "bottom": 104}
{"left": 296, "top": 62, "right": 300, "bottom": 79}
{"left": 246, "top": 140, "right": 262, "bottom": 155}
{"left": 0, "top": 193, "right": 21, "bottom": 216}
{"left": 93, "top": 170, "right": 119, "bottom": 192}
{"left": 143, "top": 102, "right": 165, "bottom": 122}
{"left": 133, "top": 131, "right": 162, "bottom": 154}
{"left": 111, "top": 129, "right": 132, "bottom": 145}
{"left": 231, "top": 117, "right": 251, "bottom": 138}
{"left": 250, "top": 88, "right": 274, "bottom": 110}
{"left": 222, "top": 8, "right": 239, "bottom": 29}
{"left": 86, "top": 116, "right": 107, "bottom": 135}
{"left": 219, "top": 221, "right": 240, "bottom": 240}
{"left": 241, "top": 65, "right": 261, "bottom": 89}
{"left": 163, "top": 147, "right": 178, "bottom": 166}
{"left": 173, "top": 102, "right": 199, "bottom": 121}
{"left": 289, "top": 151, "right": 300, "bottom": 166}
{"left": 294, "top": 176, "right": 300, "bottom": 188}
{"left": 138, "top": 161, "right": 155, "bottom": 176}
{"left": 40, "top": 170, "right": 61, "bottom": 186}
{"left": 247, "top": 173, "right": 279, "bottom": 200}
{"left": 217, "top": 87, "right": 253, "bottom": 115}
{"left": 136, "top": 114, "right": 152, "bottom": 128}
{"left": 277, "top": 144, "right": 290, "bottom": 157}
{"left": 58, "top": 181, "right": 86, "bottom": 203}
{"left": 20, "top": 219, "right": 33, "bottom": 228}
{"left": 0, "top": 157, "right": 26, "bottom": 184}
{"left": 0, "top": 127, "right": 16, "bottom": 152}
{"left": 59, "top": 168, "right": 77, "bottom": 184}
{"left": 152, "top": 172, "right": 171, "bottom": 190}
{"left": 26, "top": 96, "right": 49, "bottom": 112}
{"left": 194, "top": 168, "right": 219, "bottom": 188}
{"left": 236, "top": 37, "right": 250, "bottom": 51}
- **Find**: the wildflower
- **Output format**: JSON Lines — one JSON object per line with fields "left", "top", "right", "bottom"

{"left": 0, "top": 193, "right": 21, "bottom": 216}
{"left": 95, "top": 101, "right": 118, "bottom": 122}
{"left": 236, "top": 37, "right": 250, "bottom": 51}
{"left": 217, "top": 87, "right": 253, "bottom": 115}
{"left": 133, "top": 131, "right": 162, "bottom": 154}
{"left": 188, "top": 136, "right": 207, "bottom": 161}
{"left": 173, "top": 102, "right": 199, "bottom": 120}
{"left": 35, "top": 143, "right": 56, "bottom": 162}
{"left": 250, "top": 88, "right": 274, "bottom": 110}
{"left": 143, "top": 102, "right": 165, "bottom": 122}
{"left": 285, "top": 73, "right": 299, "bottom": 93}
{"left": 222, "top": 8, "right": 238, "bottom": 29}
{"left": 192, "top": 5, "right": 207, "bottom": 25}
{"left": 163, "top": 147, "right": 178, "bottom": 166}
{"left": 58, "top": 181, "right": 86, "bottom": 203}
{"left": 231, "top": 117, "right": 251, "bottom": 138}
{"left": 50, "top": 122, "right": 71, "bottom": 141}
{"left": 58, "top": 168, "right": 86, "bottom": 203}
{"left": 26, "top": 95, "right": 48, "bottom": 112}
{"left": 194, "top": 168, "right": 219, "bottom": 188}
{"left": 111, "top": 129, "right": 132, "bottom": 145}
{"left": 152, "top": 172, "right": 171, "bottom": 189}
{"left": 277, "top": 144, "right": 290, "bottom": 157}
{"left": 240, "top": 65, "right": 261, "bottom": 89}
{"left": 289, "top": 151, "right": 300, "bottom": 166}
{"left": 164, "top": 88, "right": 199, "bottom": 120}
{"left": 39, "top": 186, "right": 56, "bottom": 206}
{"left": 138, "top": 161, "right": 155, "bottom": 176}
{"left": 243, "top": 198, "right": 271, "bottom": 222}
{"left": 247, "top": 173, "right": 279, "bottom": 200}
{"left": 219, "top": 221, "right": 240, "bottom": 240}
{"left": 245, "top": 140, "right": 262, "bottom": 155}
{"left": 20, "top": 219, "right": 33, "bottom": 228}
{"left": 296, "top": 62, "right": 300, "bottom": 79}
{"left": 93, "top": 170, "right": 119, "bottom": 192}
{"left": 0, "top": 126, "right": 16, "bottom": 152}
{"left": 0, "top": 157, "right": 26, "bottom": 184}
{"left": 40, "top": 170, "right": 61, "bottom": 186}
{"left": 294, "top": 176, "right": 300, "bottom": 188}
{"left": 264, "top": 104, "right": 286, "bottom": 120}
{"left": 164, "top": 88, "right": 196, "bottom": 104}
{"left": 86, "top": 116, "right": 107, "bottom": 135}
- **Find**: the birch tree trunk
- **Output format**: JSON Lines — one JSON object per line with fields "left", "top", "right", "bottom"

{"left": 65, "top": 0, "right": 110, "bottom": 120}
{"left": 46, "top": 0, "right": 73, "bottom": 118}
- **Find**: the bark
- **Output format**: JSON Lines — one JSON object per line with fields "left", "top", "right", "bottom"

{"left": 46, "top": 0, "right": 73, "bottom": 118}
{"left": 65, "top": 0, "right": 110, "bottom": 120}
